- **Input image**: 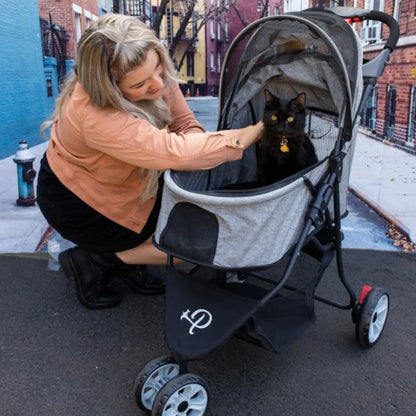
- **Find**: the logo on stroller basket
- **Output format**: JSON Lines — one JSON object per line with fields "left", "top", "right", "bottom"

{"left": 181, "top": 309, "right": 213, "bottom": 335}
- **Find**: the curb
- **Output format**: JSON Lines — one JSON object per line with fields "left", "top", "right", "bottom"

{"left": 35, "top": 224, "right": 54, "bottom": 252}
{"left": 348, "top": 185, "right": 412, "bottom": 242}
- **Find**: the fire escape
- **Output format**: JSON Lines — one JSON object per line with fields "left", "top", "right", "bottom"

{"left": 115, "top": 0, "right": 152, "bottom": 22}
{"left": 165, "top": 0, "right": 198, "bottom": 51}
{"left": 40, "top": 14, "right": 69, "bottom": 88}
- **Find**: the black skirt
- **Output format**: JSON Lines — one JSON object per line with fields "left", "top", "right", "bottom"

{"left": 36, "top": 154, "right": 161, "bottom": 253}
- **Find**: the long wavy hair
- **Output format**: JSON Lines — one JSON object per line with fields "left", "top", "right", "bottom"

{"left": 41, "top": 14, "right": 178, "bottom": 200}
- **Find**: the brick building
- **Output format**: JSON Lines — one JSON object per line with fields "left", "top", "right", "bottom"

{"left": 38, "top": 0, "right": 99, "bottom": 61}
{"left": 345, "top": 0, "right": 415, "bottom": 152}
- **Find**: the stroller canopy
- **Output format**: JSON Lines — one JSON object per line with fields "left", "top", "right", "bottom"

{"left": 218, "top": 8, "right": 363, "bottom": 134}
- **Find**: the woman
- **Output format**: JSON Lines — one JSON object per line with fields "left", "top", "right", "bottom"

{"left": 37, "top": 14, "right": 263, "bottom": 310}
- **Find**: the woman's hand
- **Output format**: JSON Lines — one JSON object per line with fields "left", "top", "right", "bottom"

{"left": 239, "top": 121, "right": 264, "bottom": 149}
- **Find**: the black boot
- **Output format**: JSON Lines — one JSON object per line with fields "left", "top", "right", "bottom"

{"left": 59, "top": 247, "right": 122, "bottom": 309}
{"left": 111, "top": 264, "right": 165, "bottom": 295}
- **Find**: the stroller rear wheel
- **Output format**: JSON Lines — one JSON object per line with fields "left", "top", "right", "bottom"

{"left": 151, "top": 373, "right": 209, "bottom": 416}
{"left": 355, "top": 287, "right": 389, "bottom": 347}
{"left": 133, "top": 355, "right": 180, "bottom": 411}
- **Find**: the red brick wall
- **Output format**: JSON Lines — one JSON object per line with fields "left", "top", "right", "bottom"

{"left": 346, "top": 0, "right": 416, "bottom": 147}
{"left": 377, "top": 0, "right": 416, "bottom": 146}
{"left": 38, "top": 0, "right": 98, "bottom": 59}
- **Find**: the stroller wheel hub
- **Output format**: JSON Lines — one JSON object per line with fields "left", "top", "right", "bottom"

{"left": 133, "top": 355, "right": 180, "bottom": 411}
{"left": 152, "top": 373, "right": 209, "bottom": 416}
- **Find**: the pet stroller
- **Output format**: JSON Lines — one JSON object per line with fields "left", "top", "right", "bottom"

{"left": 133, "top": 7, "right": 399, "bottom": 415}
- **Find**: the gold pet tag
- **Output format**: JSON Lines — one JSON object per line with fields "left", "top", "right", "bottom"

{"left": 280, "top": 138, "right": 289, "bottom": 153}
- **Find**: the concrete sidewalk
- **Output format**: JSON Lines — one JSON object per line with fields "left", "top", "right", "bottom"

{"left": 0, "top": 141, "right": 48, "bottom": 253}
{"left": 0, "top": 131, "right": 415, "bottom": 254}
{"left": 349, "top": 132, "right": 416, "bottom": 243}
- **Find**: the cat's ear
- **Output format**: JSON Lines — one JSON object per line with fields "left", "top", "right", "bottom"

{"left": 264, "top": 89, "right": 274, "bottom": 104}
{"left": 296, "top": 93, "right": 306, "bottom": 106}
{"left": 291, "top": 93, "right": 306, "bottom": 111}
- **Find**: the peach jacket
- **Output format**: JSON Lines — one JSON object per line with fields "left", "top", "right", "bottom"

{"left": 46, "top": 82, "right": 245, "bottom": 233}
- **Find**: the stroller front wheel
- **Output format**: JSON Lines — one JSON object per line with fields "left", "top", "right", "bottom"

{"left": 151, "top": 373, "right": 209, "bottom": 416}
{"left": 133, "top": 355, "right": 180, "bottom": 411}
{"left": 355, "top": 287, "right": 389, "bottom": 347}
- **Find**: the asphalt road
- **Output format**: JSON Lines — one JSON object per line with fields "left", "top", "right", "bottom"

{"left": 1, "top": 249, "right": 415, "bottom": 416}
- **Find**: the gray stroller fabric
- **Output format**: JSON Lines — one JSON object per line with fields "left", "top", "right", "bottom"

{"left": 156, "top": 163, "right": 328, "bottom": 268}
{"left": 154, "top": 11, "right": 363, "bottom": 269}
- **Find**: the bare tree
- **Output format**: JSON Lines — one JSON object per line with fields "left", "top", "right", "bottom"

{"left": 152, "top": 0, "right": 170, "bottom": 38}
{"left": 169, "top": 0, "right": 198, "bottom": 58}
{"left": 151, "top": 0, "right": 230, "bottom": 70}
{"left": 151, "top": 0, "right": 267, "bottom": 71}
{"left": 175, "top": 0, "right": 229, "bottom": 71}
{"left": 230, "top": 0, "right": 269, "bottom": 24}
{"left": 229, "top": 0, "right": 249, "bottom": 26}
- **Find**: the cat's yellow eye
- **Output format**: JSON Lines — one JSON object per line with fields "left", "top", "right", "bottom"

{"left": 287, "top": 116, "right": 294, "bottom": 123}
{"left": 271, "top": 115, "right": 277, "bottom": 121}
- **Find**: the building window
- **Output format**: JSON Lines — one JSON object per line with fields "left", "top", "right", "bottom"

{"left": 210, "top": 51, "right": 215, "bottom": 73}
{"left": 127, "top": 0, "right": 142, "bottom": 16}
{"left": 407, "top": 86, "right": 416, "bottom": 144}
{"left": 284, "top": 0, "right": 309, "bottom": 13}
{"left": 217, "top": 51, "right": 221, "bottom": 74}
{"left": 210, "top": 20, "right": 215, "bottom": 40}
{"left": 75, "top": 12, "right": 82, "bottom": 41}
{"left": 361, "top": 0, "right": 384, "bottom": 44}
{"left": 362, "top": 85, "right": 378, "bottom": 132}
{"left": 393, "top": 0, "right": 401, "bottom": 22}
{"left": 85, "top": 10, "right": 92, "bottom": 28}
{"left": 224, "top": 23, "right": 229, "bottom": 42}
{"left": 186, "top": 52, "right": 194, "bottom": 77}
{"left": 386, "top": 85, "right": 396, "bottom": 140}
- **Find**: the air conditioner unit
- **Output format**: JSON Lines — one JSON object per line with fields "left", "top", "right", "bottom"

{"left": 210, "top": 66, "right": 216, "bottom": 73}
{"left": 210, "top": 32, "right": 215, "bottom": 40}
{"left": 361, "top": 25, "right": 378, "bottom": 42}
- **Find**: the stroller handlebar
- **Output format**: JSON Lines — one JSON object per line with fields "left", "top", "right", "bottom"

{"left": 329, "top": 6, "right": 400, "bottom": 52}
{"left": 364, "top": 10, "right": 400, "bottom": 51}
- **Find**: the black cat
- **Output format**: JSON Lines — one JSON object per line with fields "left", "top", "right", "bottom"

{"left": 256, "top": 90, "right": 318, "bottom": 186}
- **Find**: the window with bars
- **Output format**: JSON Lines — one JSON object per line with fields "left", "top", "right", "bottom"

{"left": 362, "top": 85, "right": 378, "bottom": 132}
{"left": 407, "top": 86, "right": 416, "bottom": 143}
{"left": 386, "top": 85, "right": 397, "bottom": 140}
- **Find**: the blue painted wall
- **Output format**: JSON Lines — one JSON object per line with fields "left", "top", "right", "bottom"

{"left": 0, "top": 0, "right": 56, "bottom": 159}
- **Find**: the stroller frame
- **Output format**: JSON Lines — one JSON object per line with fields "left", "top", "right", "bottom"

{"left": 133, "top": 7, "right": 399, "bottom": 416}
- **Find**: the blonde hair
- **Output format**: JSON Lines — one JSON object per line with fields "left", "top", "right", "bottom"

{"left": 41, "top": 14, "right": 178, "bottom": 200}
